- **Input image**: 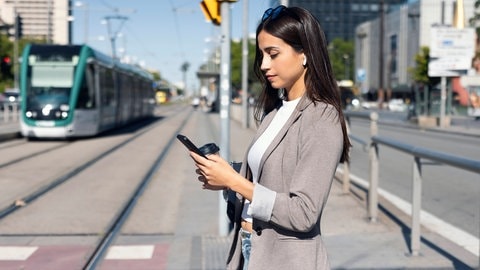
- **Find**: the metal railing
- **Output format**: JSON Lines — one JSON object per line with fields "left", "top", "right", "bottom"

{"left": 344, "top": 110, "right": 480, "bottom": 256}
{"left": 1, "top": 104, "right": 20, "bottom": 123}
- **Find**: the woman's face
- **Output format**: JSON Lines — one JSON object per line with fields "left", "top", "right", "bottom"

{"left": 258, "top": 30, "right": 306, "bottom": 99}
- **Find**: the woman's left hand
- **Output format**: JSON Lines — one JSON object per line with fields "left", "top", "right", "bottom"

{"left": 190, "top": 152, "right": 237, "bottom": 190}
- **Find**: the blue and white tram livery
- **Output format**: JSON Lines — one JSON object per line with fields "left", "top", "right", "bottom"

{"left": 19, "top": 44, "right": 155, "bottom": 139}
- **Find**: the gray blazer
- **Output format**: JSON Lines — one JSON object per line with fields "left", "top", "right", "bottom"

{"left": 226, "top": 96, "right": 343, "bottom": 270}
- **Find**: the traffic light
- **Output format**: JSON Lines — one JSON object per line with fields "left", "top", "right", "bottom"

{"left": 200, "top": 0, "right": 221, "bottom": 26}
{"left": 1, "top": 56, "right": 13, "bottom": 79}
{"left": 15, "top": 15, "right": 23, "bottom": 38}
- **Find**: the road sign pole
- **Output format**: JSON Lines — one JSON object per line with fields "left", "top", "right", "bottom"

{"left": 439, "top": 76, "right": 447, "bottom": 128}
{"left": 218, "top": 0, "right": 231, "bottom": 237}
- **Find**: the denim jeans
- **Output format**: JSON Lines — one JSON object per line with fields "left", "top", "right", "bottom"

{"left": 240, "top": 228, "right": 251, "bottom": 270}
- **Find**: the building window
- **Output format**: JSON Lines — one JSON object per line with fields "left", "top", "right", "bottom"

{"left": 390, "top": 34, "right": 398, "bottom": 74}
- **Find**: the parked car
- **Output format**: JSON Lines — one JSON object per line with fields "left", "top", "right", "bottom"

{"left": 0, "top": 89, "right": 21, "bottom": 111}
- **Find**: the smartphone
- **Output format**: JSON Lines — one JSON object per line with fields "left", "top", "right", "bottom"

{"left": 176, "top": 134, "right": 207, "bottom": 158}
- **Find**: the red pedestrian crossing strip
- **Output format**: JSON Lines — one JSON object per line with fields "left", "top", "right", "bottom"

{"left": 0, "top": 244, "right": 169, "bottom": 270}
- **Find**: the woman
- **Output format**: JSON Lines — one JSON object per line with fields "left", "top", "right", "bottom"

{"left": 191, "top": 5, "right": 351, "bottom": 270}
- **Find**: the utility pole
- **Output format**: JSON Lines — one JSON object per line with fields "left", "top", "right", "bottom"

{"left": 13, "top": 0, "right": 19, "bottom": 90}
{"left": 68, "top": 0, "right": 72, "bottom": 44}
{"left": 181, "top": 62, "right": 190, "bottom": 96}
{"left": 378, "top": 0, "right": 384, "bottom": 109}
{"left": 199, "top": 0, "right": 237, "bottom": 236}
{"left": 47, "top": 0, "right": 52, "bottom": 43}
{"left": 241, "top": 0, "right": 249, "bottom": 128}
{"left": 104, "top": 15, "right": 128, "bottom": 59}
{"left": 218, "top": 0, "right": 232, "bottom": 236}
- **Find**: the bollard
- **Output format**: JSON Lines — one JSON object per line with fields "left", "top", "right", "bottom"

{"left": 4, "top": 105, "right": 9, "bottom": 122}
{"left": 368, "top": 112, "right": 379, "bottom": 222}
{"left": 343, "top": 116, "right": 351, "bottom": 193}
{"left": 410, "top": 156, "right": 422, "bottom": 256}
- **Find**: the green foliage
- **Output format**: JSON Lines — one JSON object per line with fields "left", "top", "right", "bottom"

{"left": 0, "top": 35, "right": 13, "bottom": 55}
{"left": 150, "top": 70, "right": 161, "bottom": 81}
{"left": 408, "top": 46, "right": 440, "bottom": 86}
{"left": 469, "top": 0, "right": 480, "bottom": 40}
{"left": 327, "top": 38, "right": 354, "bottom": 81}
{"left": 0, "top": 34, "right": 46, "bottom": 92}
{"left": 230, "top": 39, "right": 258, "bottom": 94}
{"left": 409, "top": 46, "right": 430, "bottom": 84}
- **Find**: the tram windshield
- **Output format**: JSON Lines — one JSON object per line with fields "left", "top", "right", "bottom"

{"left": 24, "top": 55, "right": 78, "bottom": 120}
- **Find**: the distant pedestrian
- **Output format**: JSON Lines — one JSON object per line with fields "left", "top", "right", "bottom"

{"left": 190, "top": 5, "right": 350, "bottom": 270}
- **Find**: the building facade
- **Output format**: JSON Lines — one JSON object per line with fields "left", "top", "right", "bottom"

{"left": 354, "top": 0, "right": 477, "bottom": 95}
{"left": 271, "top": 0, "right": 408, "bottom": 42}
{"left": 0, "top": 0, "right": 71, "bottom": 44}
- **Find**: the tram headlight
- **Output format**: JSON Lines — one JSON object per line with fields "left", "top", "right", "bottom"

{"left": 60, "top": 104, "right": 70, "bottom": 111}
{"left": 61, "top": 112, "right": 68, "bottom": 118}
{"left": 42, "top": 104, "right": 53, "bottom": 116}
{"left": 26, "top": 111, "right": 33, "bottom": 118}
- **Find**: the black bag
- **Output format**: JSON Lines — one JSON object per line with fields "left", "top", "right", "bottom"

{"left": 225, "top": 162, "right": 242, "bottom": 228}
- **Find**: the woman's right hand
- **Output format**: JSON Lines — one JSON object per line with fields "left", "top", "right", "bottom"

{"left": 196, "top": 168, "right": 226, "bottom": 190}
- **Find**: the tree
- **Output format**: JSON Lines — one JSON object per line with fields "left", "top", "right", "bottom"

{"left": 469, "top": 0, "right": 480, "bottom": 30}
{"left": 0, "top": 34, "right": 14, "bottom": 90}
{"left": 0, "top": 34, "right": 46, "bottom": 92}
{"left": 409, "top": 46, "right": 429, "bottom": 84}
{"left": 180, "top": 61, "right": 190, "bottom": 93}
{"left": 327, "top": 38, "right": 354, "bottom": 81}
{"left": 408, "top": 46, "right": 440, "bottom": 86}
{"left": 150, "top": 70, "right": 161, "bottom": 81}
{"left": 230, "top": 39, "right": 261, "bottom": 98}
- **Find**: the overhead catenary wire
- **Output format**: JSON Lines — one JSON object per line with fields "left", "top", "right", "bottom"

{"left": 168, "top": 0, "right": 188, "bottom": 62}
{"left": 93, "top": 0, "right": 163, "bottom": 68}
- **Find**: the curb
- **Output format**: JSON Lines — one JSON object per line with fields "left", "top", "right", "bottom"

{"left": 0, "top": 131, "right": 21, "bottom": 142}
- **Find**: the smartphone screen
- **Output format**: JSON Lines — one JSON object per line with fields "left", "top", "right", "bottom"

{"left": 176, "top": 134, "right": 207, "bottom": 158}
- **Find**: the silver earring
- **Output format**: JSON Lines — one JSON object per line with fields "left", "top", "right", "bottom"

{"left": 302, "top": 57, "right": 307, "bottom": 67}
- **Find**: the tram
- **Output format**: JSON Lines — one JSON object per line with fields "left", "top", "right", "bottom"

{"left": 19, "top": 44, "right": 155, "bottom": 139}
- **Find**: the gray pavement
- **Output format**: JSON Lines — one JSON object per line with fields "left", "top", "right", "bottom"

{"left": 0, "top": 121, "right": 20, "bottom": 141}
{"left": 166, "top": 109, "right": 479, "bottom": 269}
{"left": 1, "top": 111, "right": 479, "bottom": 269}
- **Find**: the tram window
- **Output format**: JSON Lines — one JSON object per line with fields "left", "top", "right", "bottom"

{"left": 99, "top": 67, "right": 115, "bottom": 106}
{"left": 31, "top": 65, "right": 74, "bottom": 87}
{"left": 76, "top": 67, "right": 95, "bottom": 109}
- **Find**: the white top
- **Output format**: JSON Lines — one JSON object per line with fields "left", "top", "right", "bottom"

{"left": 242, "top": 97, "right": 301, "bottom": 223}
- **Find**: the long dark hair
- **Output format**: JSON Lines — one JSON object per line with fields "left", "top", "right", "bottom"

{"left": 253, "top": 6, "right": 351, "bottom": 163}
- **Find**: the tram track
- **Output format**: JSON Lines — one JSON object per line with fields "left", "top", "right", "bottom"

{"left": 0, "top": 106, "right": 190, "bottom": 221}
{"left": 0, "top": 105, "right": 232, "bottom": 269}
{"left": 82, "top": 107, "right": 194, "bottom": 270}
{"left": 0, "top": 139, "right": 28, "bottom": 150}
{"left": 0, "top": 142, "right": 71, "bottom": 169}
{"left": 0, "top": 111, "right": 173, "bottom": 220}
{"left": 0, "top": 103, "right": 199, "bottom": 269}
